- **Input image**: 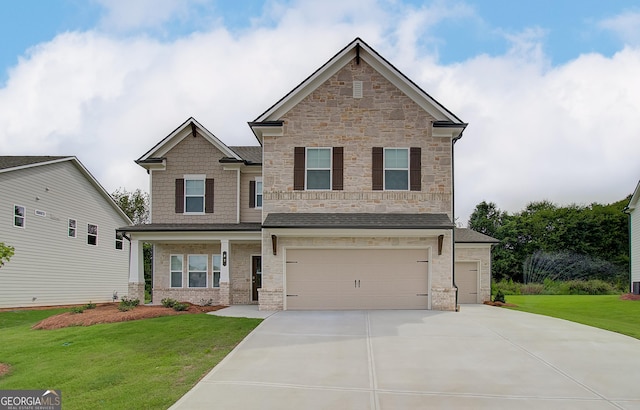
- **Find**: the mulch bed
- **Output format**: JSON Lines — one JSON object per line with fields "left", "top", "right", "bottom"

{"left": 0, "top": 363, "right": 10, "bottom": 377}
{"left": 620, "top": 293, "right": 640, "bottom": 301}
{"left": 483, "top": 301, "right": 518, "bottom": 307}
{"left": 31, "top": 303, "right": 226, "bottom": 330}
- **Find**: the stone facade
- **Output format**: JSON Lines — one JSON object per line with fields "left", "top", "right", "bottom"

{"left": 150, "top": 132, "right": 239, "bottom": 224}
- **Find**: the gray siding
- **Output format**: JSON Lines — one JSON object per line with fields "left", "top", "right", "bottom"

{"left": 0, "top": 161, "right": 130, "bottom": 308}
{"left": 632, "top": 207, "right": 640, "bottom": 285}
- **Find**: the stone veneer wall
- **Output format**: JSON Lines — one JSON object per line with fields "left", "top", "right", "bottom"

{"left": 150, "top": 132, "right": 238, "bottom": 224}
{"left": 260, "top": 231, "right": 456, "bottom": 311}
{"left": 152, "top": 242, "right": 260, "bottom": 305}
{"left": 455, "top": 245, "right": 493, "bottom": 303}
{"left": 262, "top": 58, "right": 453, "bottom": 217}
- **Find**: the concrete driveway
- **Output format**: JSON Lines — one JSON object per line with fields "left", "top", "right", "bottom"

{"left": 171, "top": 305, "right": 640, "bottom": 409}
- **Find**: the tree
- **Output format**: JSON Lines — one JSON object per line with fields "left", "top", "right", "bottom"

{"left": 468, "top": 201, "right": 505, "bottom": 238}
{"left": 111, "top": 188, "right": 149, "bottom": 225}
{"left": 0, "top": 242, "right": 14, "bottom": 268}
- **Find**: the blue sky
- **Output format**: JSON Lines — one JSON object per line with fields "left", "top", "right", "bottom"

{"left": 0, "top": 0, "right": 639, "bottom": 223}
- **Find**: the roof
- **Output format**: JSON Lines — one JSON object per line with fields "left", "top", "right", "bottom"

{"left": 0, "top": 156, "right": 132, "bottom": 224}
{"left": 229, "top": 146, "right": 262, "bottom": 164}
{"left": 250, "top": 37, "right": 466, "bottom": 141}
{"left": 454, "top": 228, "right": 499, "bottom": 244}
{"left": 263, "top": 213, "right": 453, "bottom": 229}
{"left": 627, "top": 180, "right": 640, "bottom": 212}
{"left": 0, "top": 156, "right": 68, "bottom": 171}
{"left": 118, "top": 223, "right": 262, "bottom": 233}
{"left": 136, "top": 117, "right": 243, "bottom": 165}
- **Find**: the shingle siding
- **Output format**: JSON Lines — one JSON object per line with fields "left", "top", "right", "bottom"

{"left": 0, "top": 161, "right": 130, "bottom": 308}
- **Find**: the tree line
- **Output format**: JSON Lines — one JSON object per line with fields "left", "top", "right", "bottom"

{"left": 468, "top": 197, "right": 630, "bottom": 285}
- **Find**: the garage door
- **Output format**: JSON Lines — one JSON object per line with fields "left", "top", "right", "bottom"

{"left": 285, "top": 249, "right": 429, "bottom": 310}
{"left": 456, "top": 262, "right": 479, "bottom": 304}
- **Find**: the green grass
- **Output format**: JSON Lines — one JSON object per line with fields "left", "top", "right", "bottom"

{"left": 0, "top": 309, "right": 261, "bottom": 409}
{"left": 506, "top": 295, "right": 640, "bottom": 339}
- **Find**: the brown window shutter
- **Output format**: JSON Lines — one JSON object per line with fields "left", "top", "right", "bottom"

{"left": 294, "top": 147, "right": 305, "bottom": 190}
{"left": 205, "top": 178, "right": 215, "bottom": 213}
{"left": 410, "top": 147, "right": 421, "bottom": 191}
{"left": 332, "top": 147, "right": 344, "bottom": 190}
{"left": 175, "top": 179, "right": 184, "bottom": 213}
{"left": 372, "top": 147, "right": 383, "bottom": 190}
{"left": 249, "top": 180, "right": 256, "bottom": 208}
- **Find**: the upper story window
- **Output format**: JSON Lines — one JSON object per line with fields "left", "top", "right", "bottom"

{"left": 384, "top": 148, "right": 409, "bottom": 190}
{"left": 87, "top": 224, "right": 98, "bottom": 245}
{"left": 306, "top": 148, "right": 332, "bottom": 190}
{"left": 115, "top": 232, "right": 124, "bottom": 250}
{"left": 68, "top": 219, "right": 77, "bottom": 237}
{"left": 185, "top": 176, "right": 205, "bottom": 213}
{"left": 250, "top": 177, "right": 263, "bottom": 209}
{"left": 255, "top": 178, "right": 263, "bottom": 208}
{"left": 175, "top": 176, "right": 214, "bottom": 214}
{"left": 14, "top": 205, "right": 25, "bottom": 228}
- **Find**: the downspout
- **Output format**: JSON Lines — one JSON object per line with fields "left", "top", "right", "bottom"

{"left": 452, "top": 133, "right": 463, "bottom": 311}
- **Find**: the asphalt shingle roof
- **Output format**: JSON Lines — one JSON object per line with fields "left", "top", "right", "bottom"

{"left": 0, "top": 156, "right": 68, "bottom": 171}
{"left": 118, "top": 223, "right": 262, "bottom": 232}
{"left": 454, "top": 228, "right": 499, "bottom": 243}
{"left": 229, "top": 146, "right": 262, "bottom": 164}
{"left": 262, "top": 213, "right": 454, "bottom": 229}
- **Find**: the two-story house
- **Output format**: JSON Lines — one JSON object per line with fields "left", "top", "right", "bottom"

{"left": 121, "top": 38, "right": 497, "bottom": 311}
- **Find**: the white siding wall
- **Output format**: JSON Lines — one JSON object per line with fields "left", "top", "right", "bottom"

{"left": 632, "top": 207, "right": 640, "bottom": 286}
{"left": 0, "top": 161, "right": 130, "bottom": 308}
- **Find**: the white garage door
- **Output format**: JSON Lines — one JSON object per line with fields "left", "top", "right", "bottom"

{"left": 456, "top": 262, "right": 479, "bottom": 304}
{"left": 285, "top": 249, "right": 429, "bottom": 310}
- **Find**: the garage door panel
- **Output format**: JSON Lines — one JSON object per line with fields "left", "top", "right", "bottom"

{"left": 286, "top": 249, "right": 429, "bottom": 310}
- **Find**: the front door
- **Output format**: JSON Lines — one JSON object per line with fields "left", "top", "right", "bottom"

{"left": 252, "top": 256, "right": 262, "bottom": 302}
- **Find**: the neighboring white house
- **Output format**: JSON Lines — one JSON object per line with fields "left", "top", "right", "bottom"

{"left": 627, "top": 180, "right": 640, "bottom": 294}
{"left": 0, "top": 156, "right": 132, "bottom": 308}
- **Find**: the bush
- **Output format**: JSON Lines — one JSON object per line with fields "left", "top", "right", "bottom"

{"left": 70, "top": 306, "right": 85, "bottom": 314}
{"left": 173, "top": 302, "right": 189, "bottom": 311}
{"left": 84, "top": 302, "right": 96, "bottom": 310}
{"left": 521, "top": 283, "right": 545, "bottom": 295}
{"left": 118, "top": 297, "right": 140, "bottom": 312}
{"left": 493, "top": 290, "right": 506, "bottom": 303}
{"left": 199, "top": 298, "right": 213, "bottom": 306}
{"left": 161, "top": 298, "right": 177, "bottom": 308}
{"left": 558, "top": 279, "right": 617, "bottom": 295}
{"left": 492, "top": 279, "right": 521, "bottom": 295}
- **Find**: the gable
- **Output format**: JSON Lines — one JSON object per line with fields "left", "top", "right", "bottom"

{"left": 628, "top": 180, "right": 640, "bottom": 213}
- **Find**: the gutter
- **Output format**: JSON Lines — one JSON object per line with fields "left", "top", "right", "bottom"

{"left": 452, "top": 132, "right": 463, "bottom": 311}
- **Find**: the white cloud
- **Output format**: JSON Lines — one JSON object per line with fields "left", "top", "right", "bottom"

{"left": 0, "top": 0, "right": 638, "bottom": 225}
{"left": 599, "top": 11, "right": 640, "bottom": 46}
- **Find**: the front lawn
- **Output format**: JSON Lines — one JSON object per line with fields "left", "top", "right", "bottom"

{"left": 506, "top": 295, "right": 640, "bottom": 339}
{"left": 0, "top": 309, "right": 261, "bottom": 409}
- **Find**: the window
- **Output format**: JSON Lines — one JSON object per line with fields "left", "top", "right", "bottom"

{"left": 14, "top": 205, "right": 25, "bottom": 228}
{"left": 384, "top": 148, "right": 409, "bottom": 190}
{"left": 68, "top": 219, "right": 76, "bottom": 238}
{"left": 170, "top": 255, "right": 183, "bottom": 288}
{"left": 185, "top": 176, "right": 205, "bottom": 213}
{"left": 115, "top": 232, "right": 124, "bottom": 250}
{"left": 188, "top": 255, "right": 207, "bottom": 288}
{"left": 212, "top": 254, "right": 221, "bottom": 288}
{"left": 306, "top": 148, "right": 331, "bottom": 190}
{"left": 87, "top": 224, "right": 98, "bottom": 245}
{"left": 255, "top": 178, "right": 263, "bottom": 208}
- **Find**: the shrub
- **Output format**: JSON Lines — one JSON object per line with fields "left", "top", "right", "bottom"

{"left": 161, "top": 298, "right": 177, "bottom": 308}
{"left": 118, "top": 297, "right": 140, "bottom": 312}
{"left": 492, "top": 279, "right": 521, "bottom": 295}
{"left": 558, "top": 279, "right": 617, "bottom": 295}
{"left": 493, "top": 290, "right": 506, "bottom": 303}
{"left": 70, "top": 306, "right": 85, "bottom": 314}
{"left": 173, "top": 302, "right": 189, "bottom": 311}
{"left": 521, "top": 283, "right": 545, "bottom": 295}
{"left": 199, "top": 298, "right": 213, "bottom": 306}
{"left": 84, "top": 302, "right": 96, "bottom": 310}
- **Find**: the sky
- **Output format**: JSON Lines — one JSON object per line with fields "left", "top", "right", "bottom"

{"left": 1, "top": 0, "right": 639, "bottom": 225}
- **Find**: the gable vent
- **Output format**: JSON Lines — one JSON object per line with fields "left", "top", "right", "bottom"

{"left": 353, "top": 81, "right": 363, "bottom": 98}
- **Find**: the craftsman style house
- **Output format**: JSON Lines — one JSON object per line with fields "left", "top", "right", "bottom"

{"left": 121, "top": 38, "right": 496, "bottom": 311}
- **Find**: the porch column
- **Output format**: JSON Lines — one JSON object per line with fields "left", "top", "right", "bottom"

{"left": 128, "top": 238, "right": 145, "bottom": 303}
{"left": 219, "top": 239, "right": 230, "bottom": 305}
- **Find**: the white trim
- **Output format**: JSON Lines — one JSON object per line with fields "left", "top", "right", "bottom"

{"left": 87, "top": 223, "right": 98, "bottom": 246}
{"left": 68, "top": 218, "right": 77, "bottom": 238}
{"left": 127, "top": 230, "right": 262, "bottom": 243}
{"left": 149, "top": 170, "right": 154, "bottom": 223}
{"left": 13, "top": 204, "right": 25, "bottom": 228}
{"left": 383, "top": 147, "right": 409, "bottom": 191}
{"left": 184, "top": 174, "right": 206, "bottom": 215}
{"left": 187, "top": 254, "right": 208, "bottom": 288}
{"left": 170, "top": 254, "right": 184, "bottom": 288}
{"left": 255, "top": 177, "right": 263, "bottom": 209}
{"left": 305, "top": 147, "right": 332, "bottom": 190}
{"left": 115, "top": 231, "right": 124, "bottom": 250}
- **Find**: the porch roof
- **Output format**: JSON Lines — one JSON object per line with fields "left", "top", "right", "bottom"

{"left": 118, "top": 223, "right": 262, "bottom": 233}
{"left": 262, "top": 213, "right": 454, "bottom": 230}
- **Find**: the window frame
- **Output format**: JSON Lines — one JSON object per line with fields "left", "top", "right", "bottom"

{"left": 212, "top": 254, "right": 221, "bottom": 288}
{"left": 87, "top": 223, "right": 98, "bottom": 246}
{"left": 13, "top": 205, "right": 25, "bottom": 228}
{"left": 383, "top": 148, "right": 410, "bottom": 191}
{"left": 115, "top": 231, "right": 124, "bottom": 250}
{"left": 184, "top": 174, "right": 206, "bottom": 214}
{"left": 305, "top": 147, "right": 332, "bottom": 190}
{"left": 67, "top": 219, "right": 77, "bottom": 238}
{"left": 187, "top": 254, "right": 208, "bottom": 288}
{"left": 255, "top": 177, "right": 263, "bottom": 209}
{"left": 170, "top": 254, "right": 183, "bottom": 288}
